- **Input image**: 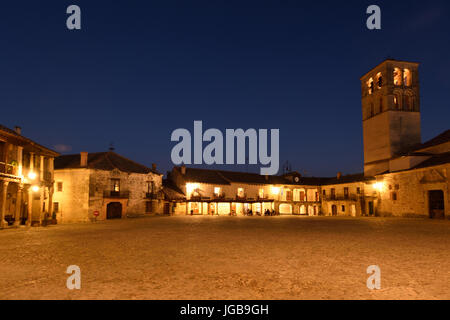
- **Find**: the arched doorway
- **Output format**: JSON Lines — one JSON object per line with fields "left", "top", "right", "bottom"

{"left": 429, "top": 190, "right": 445, "bottom": 219}
{"left": 107, "top": 202, "right": 122, "bottom": 219}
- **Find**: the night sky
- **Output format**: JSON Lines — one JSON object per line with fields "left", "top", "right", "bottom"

{"left": 1, "top": 1, "right": 449, "bottom": 177}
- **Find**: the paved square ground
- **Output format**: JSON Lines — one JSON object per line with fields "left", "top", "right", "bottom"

{"left": 0, "top": 216, "right": 449, "bottom": 300}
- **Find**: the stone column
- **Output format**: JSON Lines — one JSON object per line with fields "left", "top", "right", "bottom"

{"left": 29, "top": 152, "right": 34, "bottom": 178}
{"left": 48, "top": 186, "right": 54, "bottom": 221}
{"left": 38, "top": 187, "right": 44, "bottom": 225}
{"left": 26, "top": 187, "right": 33, "bottom": 226}
{"left": 17, "top": 146, "right": 23, "bottom": 177}
{"left": 14, "top": 185, "right": 23, "bottom": 226}
{"left": 40, "top": 155, "right": 44, "bottom": 181}
{"left": 1, "top": 181, "right": 9, "bottom": 228}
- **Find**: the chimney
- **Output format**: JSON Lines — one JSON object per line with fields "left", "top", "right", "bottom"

{"left": 80, "top": 152, "right": 88, "bottom": 167}
{"left": 152, "top": 163, "right": 157, "bottom": 171}
{"left": 180, "top": 165, "right": 186, "bottom": 175}
{"left": 265, "top": 175, "right": 269, "bottom": 181}
{"left": 337, "top": 172, "right": 342, "bottom": 180}
{"left": 14, "top": 126, "right": 22, "bottom": 135}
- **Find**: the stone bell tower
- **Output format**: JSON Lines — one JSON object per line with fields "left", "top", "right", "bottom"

{"left": 360, "top": 59, "right": 421, "bottom": 176}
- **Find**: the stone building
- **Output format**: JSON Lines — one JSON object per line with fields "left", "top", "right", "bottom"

{"left": 359, "top": 59, "right": 449, "bottom": 219}
{"left": 0, "top": 125, "right": 59, "bottom": 228}
{"left": 53, "top": 151, "right": 163, "bottom": 223}
{"left": 164, "top": 166, "right": 322, "bottom": 216}
{"left": 164, "top": 59, "right": 449, "bottom": 219}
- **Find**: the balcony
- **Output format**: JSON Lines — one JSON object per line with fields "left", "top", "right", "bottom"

{"left": 145, "top": 192, "right": 159, "bottom": 199}
{"left": 43, "top": 171, "right": 53, "bottom": 182}
{"left": 324, "top": 195, "right": 359, "bottom": 202}
{"left": 103, "top": 190, "right": 130, "bottom": 199}
{"left": 0, "top": 162, "right": 19, "bottom": 177}
{"left": 213, "top": 193, "right": 226, "bottom": 200}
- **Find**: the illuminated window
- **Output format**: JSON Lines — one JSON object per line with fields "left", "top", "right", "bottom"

{"left": 393, "top": 68, "right": 402, "bottom": 86}
{"left": 237, "top": 188, "right": 244, "bottom": 198}
{"left": 259, "top": 188, "right": 264, "bottom": 199}
{"left": 403, "top": 69, "right": 412, "bottom": 86}
{"left": 376, "top": 72, "right": 383, "bottom": 89}
{"left": 367, "top": 78, "right": 374, "bottom": 95}
{"left": 111, "top": 179, "right": 120, "bottom": 192}
{"left": 394, "top": 95, "right": 400, "bottom": 109}
{"left": 214, "top": 187, "right": 221, "bottom": 196}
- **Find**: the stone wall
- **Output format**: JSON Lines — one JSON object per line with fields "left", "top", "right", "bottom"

{"left": 53, "top": 169, "right": 90, "bottom": 223}
{"left": 377, "top": 164, "right": 449, "bottom": 218}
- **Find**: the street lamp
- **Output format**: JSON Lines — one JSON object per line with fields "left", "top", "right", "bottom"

{"left": 28, "top": 171, "right": 37, "bottom": 180}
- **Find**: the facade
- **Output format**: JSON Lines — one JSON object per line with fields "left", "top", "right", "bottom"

{"left": 54, "top": 151, "right": 163, "bottom": 223}
{"left": 0, "top": 125, "right": 59, "bottom": 228}
{"left": 165, "top": 166, "right": 322, "bottom": 216}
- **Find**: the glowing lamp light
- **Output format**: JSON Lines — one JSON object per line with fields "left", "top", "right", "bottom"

{"left": 31, "top": 185, "right": 40, "bottom": 193}
{"left": 271, "top": 187, "right": 280, "bottom": 195}
{"left": 373, "top": 182, "right": 383, "bottom": 192}
{"left": 28, "top": 171, "right": 37, "bottom": 180}
{"left": 186, "top": 183, "right": 199, "bottom": 194}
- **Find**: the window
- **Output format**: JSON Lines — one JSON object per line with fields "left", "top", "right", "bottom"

{"left": 342, "top": 205, "right": 346, "bottom": 212}
{"left": 286, "top": 190, "right": 293, "bottom": 201}
{"left": 367, "top": 78, "right": 374, "bottom": 95}
{"left": 376, "top": 72, "right": 383, "bottom": 89}
{"left": 57, "top": 182, "right": 63, "bottom": 192}
{"left": 53, "top": 202, "right": 59, "bottom": 213}
{"left": 344, "top": 187, "right": 349, "bottom": 199}
{"left": 237, "top": 188, "right": 244, "bottom": 198}
{"left": 323, "top": 190, "right": 326, "bottom": 196}
{"left": 111, "top": 179, "right": 120, "bottom": 192}
{"left": 357, "top": 187, "right": 361, "bottom": 194}
{"left": 259, "top": 188, "right": 264, "bottom": 199}
{"left": 330, "top": 188, "right": 336, "bottom": 200}
{"left": 393, "top": 68, "right": 402, "bottom": 86}
{"left": 403, "top": 69, "right": 412, "bottom": 86}
{"left": 391, "top": 192, "right": 398, "bottom": 201}
{"left": 300, "top": 191, "right": 305, "bottom": 201}
{"left": 214, "top": 187, "right": 221, "bottom": 196}
{"left": 395, "top": 184, "right": 400, "bottom": 190}
{"left": 147, "top": 181, "right": 155, "bottom": 194}
{"left": 394, "top": 95, "right": 400, "bottom": 109}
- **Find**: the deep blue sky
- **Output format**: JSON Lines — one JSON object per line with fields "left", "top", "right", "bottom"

{"left": 1, "top": 1, "right": 449, "bottom": 176}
